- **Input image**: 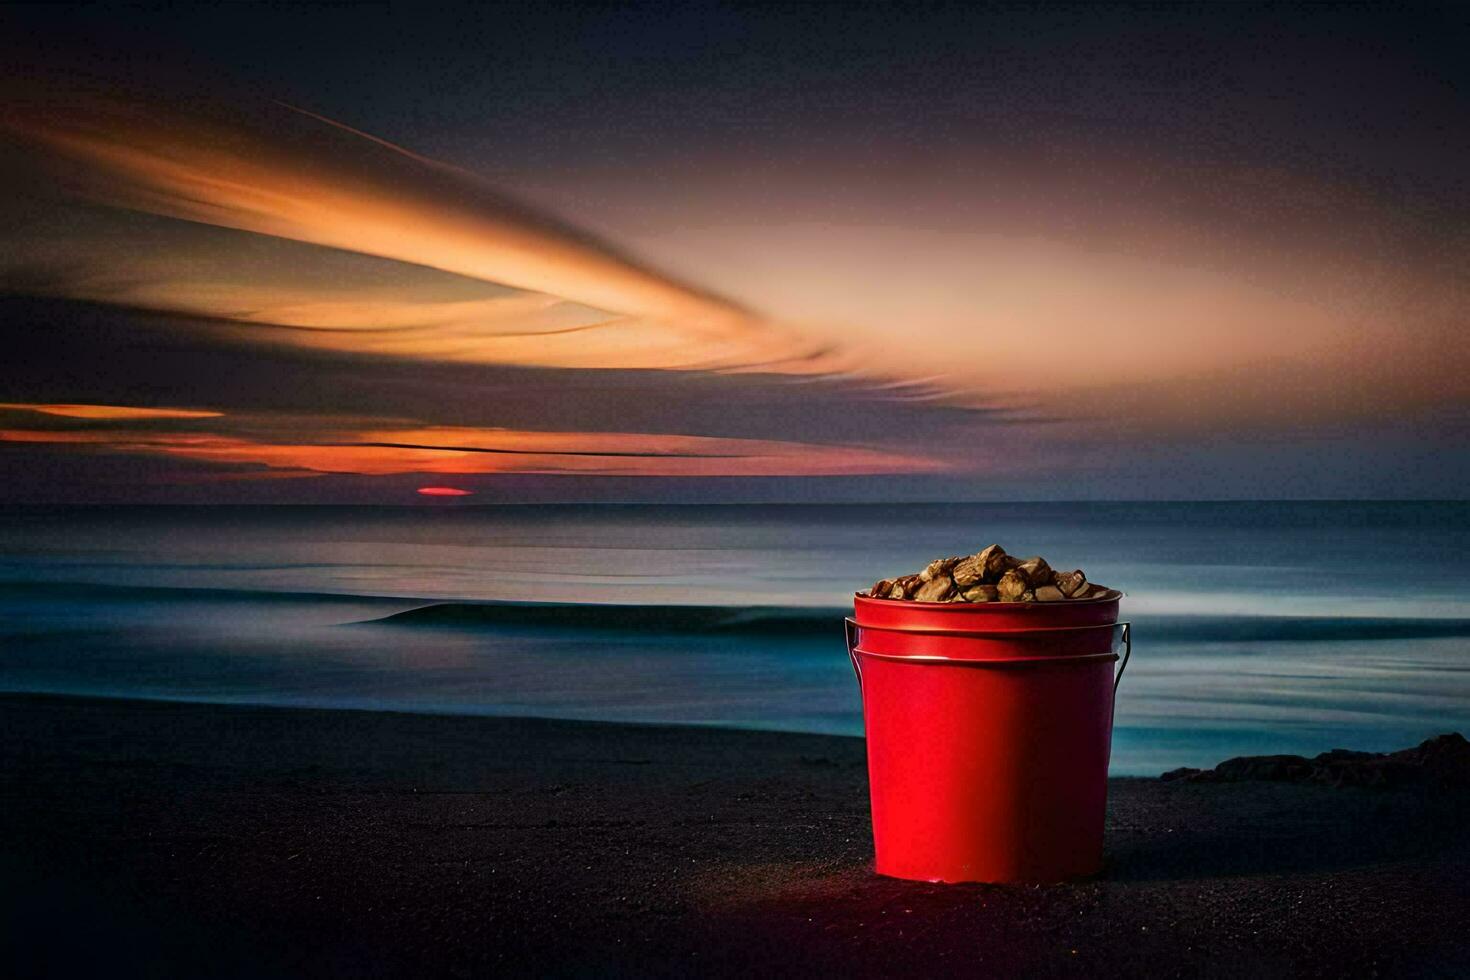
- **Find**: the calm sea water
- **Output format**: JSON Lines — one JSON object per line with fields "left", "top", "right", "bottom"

{"left": 1, "top": 502, "right": 1467, "bottom": 775}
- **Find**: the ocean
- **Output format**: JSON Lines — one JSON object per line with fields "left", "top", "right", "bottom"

{"left": 1, "top": 501, "right": 1467, "bottom": 775}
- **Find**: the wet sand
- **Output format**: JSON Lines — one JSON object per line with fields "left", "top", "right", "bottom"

{"left": 2, "top": 693, "right": 1467, "bottom": 977}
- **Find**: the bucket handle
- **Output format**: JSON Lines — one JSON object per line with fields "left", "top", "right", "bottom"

{"left": 1114, "top": 622, "right": 1131, "bottom": 698}
{"left": 846, "top": 618, "right": 1132, "bottom": 700}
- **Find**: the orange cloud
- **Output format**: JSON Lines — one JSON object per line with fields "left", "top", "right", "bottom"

{"left": 72, "top": 279, "right": 820, "bottom": 371}
{"left": 0, "top": 424, "right": 945, "bottom": 478}
{"left": 0, "top": 88, "right": 844, "bottom": 377}
{"left": 0, "top": 402, "right": 223, "bottom": 420}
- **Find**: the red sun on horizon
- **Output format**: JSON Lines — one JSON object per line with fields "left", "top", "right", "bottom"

{"left": 417, "top": 486, "right": 474, "bottom": 497}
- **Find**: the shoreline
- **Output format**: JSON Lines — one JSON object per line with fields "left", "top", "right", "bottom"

{"left": 4, "top": 693, "right": 1469, "bottom": 976}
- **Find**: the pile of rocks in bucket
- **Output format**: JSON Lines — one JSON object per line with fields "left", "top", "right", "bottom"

{"left": 866, "top": 544, "right": 1116, "bottom": 603}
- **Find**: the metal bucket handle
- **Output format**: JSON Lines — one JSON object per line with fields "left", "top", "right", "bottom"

{"left": 846, "top": 618, "right": 1133, "bottom": 698}
{"left": 845, "top": 617, "right": 864, "bottom": 692}
{"left": 1113, "top": 621, "right": 1131, "bottom": 695}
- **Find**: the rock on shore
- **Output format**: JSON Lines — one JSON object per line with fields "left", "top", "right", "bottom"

{"left": 1161, "top": 733, "right": 1470, "bottom": 788}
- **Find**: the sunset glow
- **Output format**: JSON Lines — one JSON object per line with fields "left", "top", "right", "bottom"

{"left": 417, "top": 486, "right": 472, "bottom": 496}
{"left": 0, "top": 3, "right": 1465, "bottom": 503}
{"left": 0, "top": 424, "right": 946, "bottom": 479}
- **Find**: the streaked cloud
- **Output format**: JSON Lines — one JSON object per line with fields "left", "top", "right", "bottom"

{"left": 0, "top": 402, "right": 222, "bottom": 420}
{"left": 0, "top": 417, "right": 946, "bottom": 479}
{"left": 0, "top": 84, "right": 844, "bottom": 377}
{"left": 60, "top": 277, "right": 818, "bottom": 372}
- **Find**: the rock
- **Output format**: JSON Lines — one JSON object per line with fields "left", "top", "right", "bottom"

{"left": 886, "top": 574, "right": 921, "bottom": 599}
{"left": 996, "top": 568, "right": 1029, "bottom": 601}
{"left": 987, "top": 547, "right": 1018, "bottom": 581}
{"left": 951, "top": 554, "right": 984, "bottom": 588}
{"left": 863, "top": 545, "right": 1112, "bottom": 605}
{"left": 914, "top": 574, "right": 955, "bottom": 603}
{"left": 1054, "top": 569, "right": 1087, "bottom": 596}
{"left": 920, "top": 556, "right": 961, "bottom": 582}
{"left": 1015, "top": 557, "right": 1053, "bottom": 588}
{"left": 953, "top": 544, "right": 1013, "bottom": 587}
{"left": 1159, "top": 733, "right": 1470, "bottom": 788}
{"left": 1160, "top": 767, "right": 1203, "bottom": 781}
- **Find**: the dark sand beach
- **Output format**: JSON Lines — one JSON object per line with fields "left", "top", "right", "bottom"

{"left": 3, "top": 694, "right": 1468, "bottom": 978}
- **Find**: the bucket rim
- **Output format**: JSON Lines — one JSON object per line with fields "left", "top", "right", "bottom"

{"left": 849, "top": 646, "right": 1119, "bottom": 668}
{"left": 854, "top": 589, "right": 1123, "bottom": 609}
{"left": 847, "top": 616, "right": 1127, "bottom": 640}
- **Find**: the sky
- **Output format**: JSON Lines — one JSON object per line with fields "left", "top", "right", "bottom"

{"left": 0, "top": 1, "right": 1466, "bottom": 502}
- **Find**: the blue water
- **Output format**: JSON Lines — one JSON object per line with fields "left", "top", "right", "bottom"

{"left": 1, "top": 502, "right": 1467, "bottom": 775}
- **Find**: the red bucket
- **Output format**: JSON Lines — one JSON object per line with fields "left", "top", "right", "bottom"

{"left": 848, "top": 592, "right": 1131, "bottom": 884}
